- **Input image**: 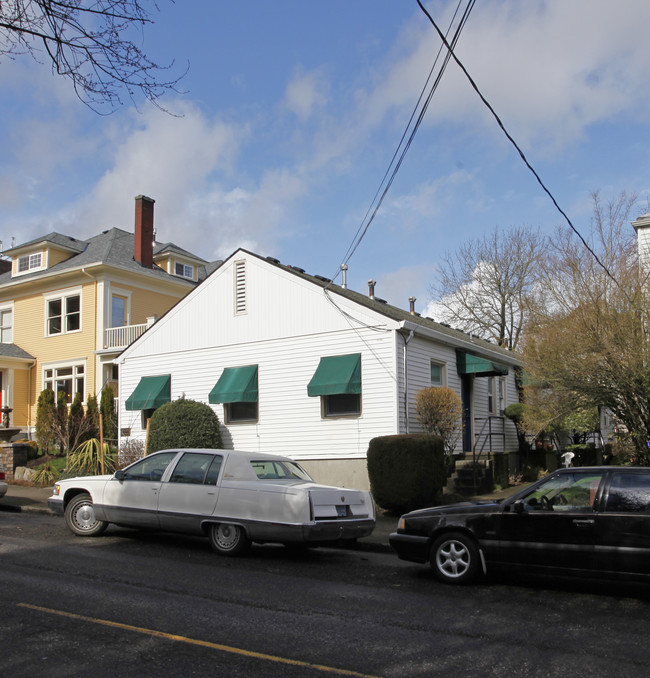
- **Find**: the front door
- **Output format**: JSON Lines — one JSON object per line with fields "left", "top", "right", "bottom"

{"left": 498, "top": 470, "right": 606, "bottom": 571}
{"left": 102, "top": 451, "right": 178, "bottom": 528}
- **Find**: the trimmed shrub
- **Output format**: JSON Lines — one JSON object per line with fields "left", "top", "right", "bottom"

{"left": 367, "top": 434, "right": 446, "bottom": 514}
{"left": 147, "top": 397, "right": 223, "bottom": 454}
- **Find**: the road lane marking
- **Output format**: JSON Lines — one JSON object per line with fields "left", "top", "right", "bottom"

{"left": 18, "top": 603, "right": 381, "bottom": 678}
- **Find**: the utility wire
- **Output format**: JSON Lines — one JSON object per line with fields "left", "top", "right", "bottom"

{"left": 416, "top": 0, "right": 621, "bottom": 290}
{"left": 329, "top": 0, "right": 476, "bottom": 284}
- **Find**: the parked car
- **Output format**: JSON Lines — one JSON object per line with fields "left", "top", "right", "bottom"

{"left": 0, "top": 462, "right": 7, "bottom": 499}
{"left": 390, "top": 466, "right": 650, "bottom": 584}
{"left": 49, "top": 448, "right": 375, "bottom": 555}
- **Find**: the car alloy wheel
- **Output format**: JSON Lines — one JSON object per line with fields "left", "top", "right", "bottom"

{"left": 430, "top": 532, "right": 480, "bottom": 584}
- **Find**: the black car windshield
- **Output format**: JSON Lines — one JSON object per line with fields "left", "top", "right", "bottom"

{"left": 250, "top": 460, "right": 312, "bottom": 481}
{"left": 519, "top": 471, "right": 605, "bottom": 512}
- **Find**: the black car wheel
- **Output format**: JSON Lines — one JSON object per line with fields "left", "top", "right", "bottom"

{"left": 209, "top": 523, "right": 250, "bottom": 556}
{"left": 64, "top": 493, "right": 108, "bottom": 537}
{"left": 430, "top": 532, "right": 480, "bottom": 584}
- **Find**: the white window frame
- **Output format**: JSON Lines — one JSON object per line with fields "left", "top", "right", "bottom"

{"left": 44, "top": 287, "right": 82, "bottom": 336}
{"left": 174, "top": 261, "right": 194, "bottom": 280}
{"left": 43, "top": 361, "right": 86, "bottom": 404}
{"left": 16, "top": 251, "right": 44, "bottom": 275}
{"left": 488, "top": 376, "right": 506, "bottom": 415}
{"left": 430, "top": 360, "right": 446, "bottom": 387}
{"left": 0, "top": 304, "right": 13, "bottom": 343}
{"left": 108, "top": 286, "right": 132, "bottom": 328}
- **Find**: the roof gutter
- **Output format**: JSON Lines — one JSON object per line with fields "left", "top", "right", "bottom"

{"left": 397, "top": 320, "right": 522, "bottom": 367}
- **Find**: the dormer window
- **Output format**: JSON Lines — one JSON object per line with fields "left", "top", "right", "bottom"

{"left": 174, "top": 261, "right": 194, "bottom": 279}
{"left": 17, "top": 252, "right": 43, "bottom": 274}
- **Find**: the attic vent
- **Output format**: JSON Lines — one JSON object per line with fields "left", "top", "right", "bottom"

{"left": 234, "top": 260, "right": 246, "bottom": 315}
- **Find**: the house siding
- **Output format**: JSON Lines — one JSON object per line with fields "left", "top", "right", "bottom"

{"left": 118, "top": 251, "right": 522, "bottom": 489}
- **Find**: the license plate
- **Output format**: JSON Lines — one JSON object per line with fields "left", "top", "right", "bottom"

{"left": 336, "top": 505, "right": 348, "bottom": 517}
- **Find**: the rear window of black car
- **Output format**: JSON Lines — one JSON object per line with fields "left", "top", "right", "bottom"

{"left": 605, "top": 472, "right": 650, "bottom": 513}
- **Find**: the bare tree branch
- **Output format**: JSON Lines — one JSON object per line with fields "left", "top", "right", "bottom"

{"left": 0, "top": 0, "right": 186, "bottom": 113}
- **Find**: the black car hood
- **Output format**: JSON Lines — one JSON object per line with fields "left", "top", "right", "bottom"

{"left": 405, "top": 501, "right": 502, "bottom": 518}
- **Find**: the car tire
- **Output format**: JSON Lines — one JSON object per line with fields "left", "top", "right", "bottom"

{"left": 208, "top": 523, "right": 250, "bottom": 556}
{"left": 64, "top": 493, "right": 108, "bottom": 537}
{"left": 430, "top": 531, "right": 480, "bottom": 584}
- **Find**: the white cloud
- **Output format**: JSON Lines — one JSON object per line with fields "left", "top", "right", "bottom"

{"left": 360, "top": 0, "right": 650, "bottom": 151}
{"left": 284, "top": 68, "right": 329, "bottom": 121}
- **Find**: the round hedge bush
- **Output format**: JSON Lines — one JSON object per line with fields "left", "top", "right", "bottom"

{"left": 146, "top": 398, "right": 223, "bottom": 453}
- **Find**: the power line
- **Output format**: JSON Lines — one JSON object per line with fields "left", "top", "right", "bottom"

{"left": 329, "top": 0, "right": 476, "bottom": 284}
{"left": 415, "top": 0, "right": 621, "bottom": 290}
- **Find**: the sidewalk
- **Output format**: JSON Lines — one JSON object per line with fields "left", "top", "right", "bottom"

{"left": 0, "top": 482, "right": 526, "bottom": 552}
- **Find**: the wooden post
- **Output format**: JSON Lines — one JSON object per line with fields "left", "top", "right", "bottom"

{"left": 99, "top": 413, "right": 105, "bottom": 475}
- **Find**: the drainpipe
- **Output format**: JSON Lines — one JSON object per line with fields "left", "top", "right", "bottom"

{"left": 402, "top": 329, "right": 415, "bottom": 433}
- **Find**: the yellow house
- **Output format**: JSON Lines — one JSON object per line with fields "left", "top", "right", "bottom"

{"left": 0, "top": 195, "right": 219, "bottom": 437}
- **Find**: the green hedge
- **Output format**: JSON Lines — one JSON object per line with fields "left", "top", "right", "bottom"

{"left": 147, "top": 398, "right": 223, "bottom": 453}
{"left": 367, "top": 435, "right": 446, "bottom": 514}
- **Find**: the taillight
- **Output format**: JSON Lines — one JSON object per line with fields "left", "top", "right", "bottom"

{"left": 0, "top": 471, "right": 5, "bottom": 480}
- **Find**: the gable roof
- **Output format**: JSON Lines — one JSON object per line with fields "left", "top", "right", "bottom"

{"left": 234, "top": 249, "right": 521, "bottom": 365}
{"left": 0, "top": 228, "right": 222, "bottom": 288}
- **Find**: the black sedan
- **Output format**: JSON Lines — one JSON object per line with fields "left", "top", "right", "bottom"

{"left": 390, "top": 466, "right": 650, "bottom": 584}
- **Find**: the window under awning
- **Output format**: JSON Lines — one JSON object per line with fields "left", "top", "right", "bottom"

{"left": 208, "top": 365, "right": 258, "bottom": 403}
{"left": 307, "top": 353, "right": 361, "bottom": 397}
{"left": 456, "top": 351, "right": 509, "bottom": 377}
{"left": 125, "top": 375, "right": 171, "bottom": 410}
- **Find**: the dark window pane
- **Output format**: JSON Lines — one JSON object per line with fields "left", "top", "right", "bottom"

{"left": 325, "top": 393, "right": 361, "bottom": 416}
{"left": 606, "top": 473, "right": 650, "bottom": 513}
{"left": 227, "top": 401, "right": 258, "bottom": 422}
{"left": 204, "top": 456, "right": 223, "bottom": 485}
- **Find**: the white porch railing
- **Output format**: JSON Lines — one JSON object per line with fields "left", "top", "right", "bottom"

{"left": 104, "top": 323, "right": 148, "bottom": 350}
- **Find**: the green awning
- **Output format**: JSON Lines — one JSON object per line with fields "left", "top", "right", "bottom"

{"left": 456, "top": 351, "right": 509, "bottom": 377}
{"left": 209, "top": 365, "right": 258, "bottom": 403}
{"left": 307, "top": 353, "right": 361, "bottom": 397}
{"left": 125, "top": 375, "right": 171, "bottom": 410}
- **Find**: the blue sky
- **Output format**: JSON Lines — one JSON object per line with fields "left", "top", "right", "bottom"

{"left": 1, "top": 0, "right": 650, "bottom": 314}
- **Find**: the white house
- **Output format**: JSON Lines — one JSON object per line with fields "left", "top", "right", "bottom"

{"left": 116, "top": 249, "right": 522, "bottom": 489}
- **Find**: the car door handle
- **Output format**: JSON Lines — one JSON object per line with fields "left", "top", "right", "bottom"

{"left": 572, "top": 519, "right": 595, "bottom": 525}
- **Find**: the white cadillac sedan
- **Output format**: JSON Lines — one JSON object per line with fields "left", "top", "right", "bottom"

{"left": 49, "top": 448, "right": 375, "bottom": 555}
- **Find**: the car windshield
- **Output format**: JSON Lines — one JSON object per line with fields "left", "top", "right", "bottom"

{"left": 250, "top": 460, "right": 312, "bottom": 481}
{"left": 519, "top": 471, "right": 604, "bottom": 512}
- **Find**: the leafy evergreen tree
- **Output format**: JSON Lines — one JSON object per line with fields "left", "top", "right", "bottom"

{"left": 35, "top": 389, "right": 56, "bottom": 454}
{"left": 84, "top": 394, "right": 100, "bottom": 442}
{"left": 68, "top": 392, "right": 84, "bottom": 447}
{"left": 100, "top": 385, "right": 117, "bottom": 443}
{"left": 55, "top": 391, "right": 68, "bottom": 454}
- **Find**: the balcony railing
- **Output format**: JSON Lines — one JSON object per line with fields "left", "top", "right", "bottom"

{"left": 104, "top": 323, "right": 148, "bottom": 350}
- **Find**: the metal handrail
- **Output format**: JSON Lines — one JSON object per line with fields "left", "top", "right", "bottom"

{"left": 470, "top": 415, "right": 506, "bottom": 489}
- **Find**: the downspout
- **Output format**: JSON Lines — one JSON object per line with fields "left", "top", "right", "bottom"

{"left": 402, "top": 330, "right": 415, "bottom": 433}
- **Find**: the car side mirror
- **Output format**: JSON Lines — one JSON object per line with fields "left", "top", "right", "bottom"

{"left": 114, "top": 470, "right": 125, "bottom": 481}
{"left": 513, "top": 500, "right": 525, "bottom": 514}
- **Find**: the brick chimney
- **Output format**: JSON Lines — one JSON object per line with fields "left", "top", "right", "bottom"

{"left": 134, "top": 195, "right": 155, "bottom": 267}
